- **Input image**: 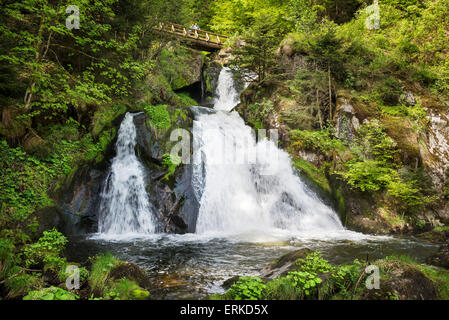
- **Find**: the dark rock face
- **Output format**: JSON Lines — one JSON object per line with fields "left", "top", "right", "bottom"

{"left": 259, "top": 248, "right": 312, "bottom": 280}
{"left": 50, "top": 165, "right": 107, "bottom": 234}
{"left": 427, "top": 244, "right": 449, "bottom": 269}
{"left": 203, "top": 61, "right": 222, "bottom": 100}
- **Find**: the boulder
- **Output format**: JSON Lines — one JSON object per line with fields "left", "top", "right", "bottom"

{"left": 259, "top": 248, "right": 312, "bottom": 279}
{"left": 360, "top": 265, "right": 438, "bottom": 300}
{"left": 109, "top": 262, "right": 152, "bottom": 289}
{"left": 427, "top": 244, "right": 449, "bottom": 269}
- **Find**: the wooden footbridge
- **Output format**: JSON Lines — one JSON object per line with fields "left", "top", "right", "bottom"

{"left": 153, "top": 22, "right": 228, "bottom": 52}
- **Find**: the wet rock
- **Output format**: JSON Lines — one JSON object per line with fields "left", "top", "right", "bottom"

{"left": 260, "top": 248, "right": 312, "bottom": 279}
{"left": 427, "top": 244, "right": 449, "bottom": 269}
{"left": 222, "top": 276, "right": 240, "bottom": 290}
{"left": 204, "top": 61, "right": 222, "bottom": 99}
{"left": 51, "top": 166, "right": 106, "bottom": 234}
{"left": 133, "top": 111, "right": 199, "bottom": 234}
{"left": 217, "top": 47, "right": 233, "bottom": 65}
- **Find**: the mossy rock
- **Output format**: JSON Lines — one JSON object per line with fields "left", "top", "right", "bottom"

{"left": 260, "top": 248, "right": 312, "bottom": 279}
{"left": 360, "top": 264, "right": 437, "bottom": 300}
{"left": 108, "top": 262, "right": 151, "bottom": 289}
{"left": 91, "top": 103, "right": 127, "bottom": 138}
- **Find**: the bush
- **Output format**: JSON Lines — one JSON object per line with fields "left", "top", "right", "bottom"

{"left": 23, "top": 286, "right": 78, "bottom": 300}
{"left": 23, "top": 228, "right": 67, "bottom": 270}
{"left": 224, "top": 276, "right": 266, "bottom": 300}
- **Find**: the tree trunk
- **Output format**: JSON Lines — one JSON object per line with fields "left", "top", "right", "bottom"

{"left": 2, "top": 107, "right": 11, "bottom": 128}
{"left": 328, "top": 60, "right": 332, "bottom": 121}
{"left": 315, "top": 64, "right": 323, "bottom": 129}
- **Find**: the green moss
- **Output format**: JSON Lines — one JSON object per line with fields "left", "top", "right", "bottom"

{"left": 144, "top": 104, "right": 171, "bottom": 130}
{"left": 292, "top": 157, "right": 331, "bottom": 196}
{"left": 175, "top": 92, "right": 197, "bottom": 107}
{"left": 91, "top": 103, "right": 127, "bottom": 137}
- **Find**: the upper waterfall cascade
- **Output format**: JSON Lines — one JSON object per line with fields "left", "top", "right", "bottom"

{"left": 192, "top": 67, "right": 343, "bottom": 234}
{"left": 98, "top": 112, "right": 156, "bottom": 235}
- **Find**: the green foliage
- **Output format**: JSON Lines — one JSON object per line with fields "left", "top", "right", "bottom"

{"left": 58, "top": 264, "right": 89, "bottom": 284}
{"left": 340, "top": 160, "right": 396, "bottom": 192}
{"left": 23, "top": 286, "right": 78, "bottom": 300}
{"left": 103, "top": 278, "right": 150, "bottom": 300}
{"left": 230, "top": 13, "right": 282, "bottom": 81}
{"left": 217, "top": 251, "right": 365, "bottom": 300}
{"left": 88, "top": 252, "right": 119, "bottom": 296}
{"left": 162, "top": 153, "right": 181, "bottom": 180}
{"left": 92, "top": 104, "right": 127, "bottom": 137}
{"left": 5, "top": 273, "right": 43, "bottom": 299}
{"left": 0, "top": 238, "right": 17, "bottom": 280}
{"left": 0, "top": 0, "right": 153, "bottom": 120}
{"left": 225, "top": 276, "right": 266, "bottom": 300}
{"left": 244, "top": 99, "right": 275, "bottom": 130}
{"left": 144, "top": 104, "right": 171, "bottom": 130}
{"left": 23, "top": 228, "right": 67, "bottom": 270}
{"left": 290, "top": 128, "right": 345, "bottom": 154}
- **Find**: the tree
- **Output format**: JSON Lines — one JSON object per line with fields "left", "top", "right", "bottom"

{"left": 287, "top": 0, "right": 322, "bottom": 43}
{"left": 0, "top": 0, "right": 155, "bottom": 123}
{"left": 230, "top": 14, "right": 281, "bottom": 82}
{"left": 309, "top": 20, "right": 345, "bottom": 121}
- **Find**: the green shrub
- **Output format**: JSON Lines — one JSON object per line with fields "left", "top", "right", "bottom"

{"left": 225, "top": 276, "right": 266, "bottom": 300}
{"left": 290, "top": 128, "right": 345, "bottom": 154}
{"left": 23, "top": 228, "right": 67, "bottom": 269}
{"left": 23, "top": 286, "right": 78, "bottom": 300}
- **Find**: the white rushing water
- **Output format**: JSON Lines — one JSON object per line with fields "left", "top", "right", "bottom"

{"left": 98, "top": 112, "right": 156, "bottom": 235}
{"left": 192, "top": 67, "right": 343, "bottom": 235}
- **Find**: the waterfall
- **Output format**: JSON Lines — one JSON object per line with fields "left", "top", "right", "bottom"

{"left": 98, "top": 112, "right": 156, "bottom": 235}
{"left": 192, "top": 67, "right": 343, "bottom": 234}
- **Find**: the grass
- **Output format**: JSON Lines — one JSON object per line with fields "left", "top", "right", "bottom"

{"left": 88, "top": 252, "right": 119, "bottom": 296}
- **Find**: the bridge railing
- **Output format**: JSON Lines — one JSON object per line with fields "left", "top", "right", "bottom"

{"left": 155, "top": 22, "right": 228, "bottom": 46}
